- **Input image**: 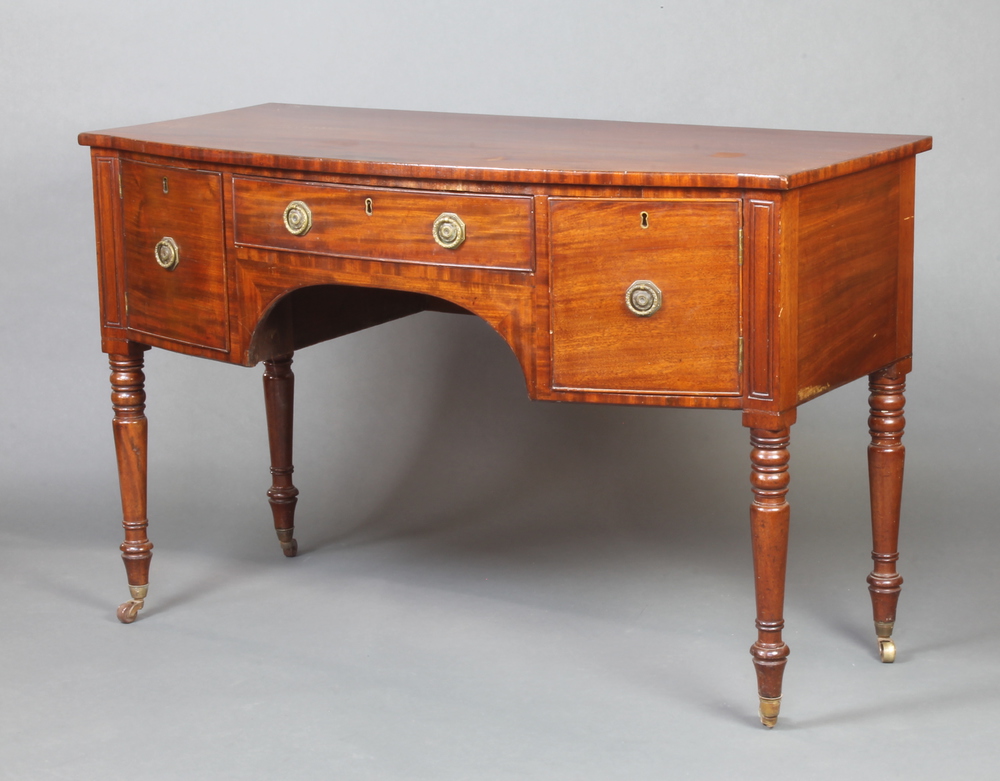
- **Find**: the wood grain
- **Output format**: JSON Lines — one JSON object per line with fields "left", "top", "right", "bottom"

{"left": 233, "top": 176, "right": 534, "bottom": 271}
{"left": 80, "top": 104, "right": 931, "bottom": 190}
{"left": 549, "top": 198, "right": 741, "bottom": 395}
{"left": 795, "top": 162, "right": 904, "bottom": 401}
{"left": 745, "top": 199, "right": 777, "bottom": 401}
{"left": 121, "top": 160, "right": 229, "bottom": 351}
{"left": 91, "top": 156, "right": 124, "bottom": 328}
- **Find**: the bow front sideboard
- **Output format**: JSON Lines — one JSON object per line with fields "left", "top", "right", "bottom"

{"left": 79, "top": 104, "right": 931, "bottom": 727}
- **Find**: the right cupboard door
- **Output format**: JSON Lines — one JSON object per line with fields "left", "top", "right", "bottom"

{"left": 549, "top": 198, "right": 742, "bottom": 397}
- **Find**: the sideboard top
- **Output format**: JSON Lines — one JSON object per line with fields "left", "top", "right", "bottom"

{"left": 79, "top": 103, "right": 931, "bottom": 190}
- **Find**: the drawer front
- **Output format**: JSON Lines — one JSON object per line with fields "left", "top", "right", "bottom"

{"left": 122, "top": 161, "right": 228, "bottom": 350}
{"left": 549, "top": 198, "right": 741, "bottom": 395}
{"left": 233, "top": 177, "right": 534, "bottom": 271}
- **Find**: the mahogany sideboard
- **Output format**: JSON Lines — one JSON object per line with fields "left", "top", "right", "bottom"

{"left": 79, "top": 104, "right": 931, "bottom": 727}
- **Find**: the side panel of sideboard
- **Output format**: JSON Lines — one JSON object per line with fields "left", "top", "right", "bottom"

{"left": 794, "top": 159, "right": 914, "bottom": 402}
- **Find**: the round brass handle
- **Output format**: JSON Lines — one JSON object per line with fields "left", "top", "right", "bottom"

{"left": 154, "top": 237, "right": 179, "bottom": 270}
{"left": 625, "top": 280, "right": 662, "bottom": 317}
{"left": 283, "top": 200, "right": 312, "bottom": 236}
{"left": 432, "top": 212, "right": 466, "bottom": 249}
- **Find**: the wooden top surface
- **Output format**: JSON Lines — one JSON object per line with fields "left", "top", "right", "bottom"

{"left": 80, "top": 103, "right": 931, "bottom": 190}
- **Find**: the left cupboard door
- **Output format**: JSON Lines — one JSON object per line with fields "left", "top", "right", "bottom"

{"left": 121, "top": 160, "right": 229, "bottom": 352}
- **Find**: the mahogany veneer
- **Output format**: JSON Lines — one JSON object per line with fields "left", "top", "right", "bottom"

{"left": 80, "top": 104, "right": 931, "bottom": 727}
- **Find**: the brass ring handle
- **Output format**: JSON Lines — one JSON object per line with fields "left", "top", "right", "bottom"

{"left": 432, "top": 212, "right": 466, "bottom": 249}
{"left": 625, "top": 280, "right": 662, "bottom": 317}
{"left": 283, "top": 200, "right": 312, "bottom": 236}
{"left": 154, "top": 237, "right": 179, "bottom": 270}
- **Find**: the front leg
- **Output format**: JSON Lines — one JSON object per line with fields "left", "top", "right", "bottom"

{"left": 867, "top": 365, "right": 906, "bottom": 663}
{"left": 746, "top": 421, "right": 793, "bottom": 728}
{"left": 263, "top": 354, "right": 299, "bottom": 557}
{"left": 110, "top": 344, "right": 153, "bottom": 623}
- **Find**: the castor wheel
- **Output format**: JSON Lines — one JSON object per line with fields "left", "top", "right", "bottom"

{"left": 117, "top": 600, "right": 143, "bottom": 624}
{"left": 116, "top": 585, "right": 147, "bottom": 624}
{"left": 878, "top": 638, "right": 896, "bottom": 663}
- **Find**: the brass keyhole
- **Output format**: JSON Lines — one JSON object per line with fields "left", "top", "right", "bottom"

{"left": 365, "top": 197, "right": 373, "bottom": 216}
{"left": 162, "top": 177, "right": 169, "bottom": 194}
{"left": 640, "top": 211, "right": 649, "bottom": 229}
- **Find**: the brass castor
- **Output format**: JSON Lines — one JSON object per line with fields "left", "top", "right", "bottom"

{"left": 875, "top": 621, "right": 896, "bottom": 663}
{"left": 758, "top": 697, "right": 781, "bottom": 729}
{"left": 116, "top": 585, "right": 147, "bottom": 624}
{"left": 117, "top": 600, "right": 142, "bottom": 623}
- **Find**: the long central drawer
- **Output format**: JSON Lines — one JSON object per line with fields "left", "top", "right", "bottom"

{"left": 232, "top": 177, "right": 534, "bottom": 271}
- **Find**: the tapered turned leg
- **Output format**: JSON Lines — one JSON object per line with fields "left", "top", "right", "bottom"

{"left": 867, "top": 366, "right": 906, "bottom": 663}
{"left": 263, "top": 354, "right": 299, "bottom": 557}
{"left": 110, "top": 345, "right": 153, "bottom": 623}
{"left": 748, "top": 425, "right": 792, "bottom": 728}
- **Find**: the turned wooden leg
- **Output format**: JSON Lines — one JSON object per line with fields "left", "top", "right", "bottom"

{"left": 867, "top": 366, "right": 906, "bottom": 663}
{"left": 263, "top": 354, "right": 299, "bottom": 557}
{"left": 747, "top": 424, "right": 792, "bottom": 728}
{"left": 110, "top": 345, "right": 153, "bottom": 623}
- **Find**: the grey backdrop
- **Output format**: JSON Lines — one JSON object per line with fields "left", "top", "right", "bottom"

{"left": 2, "top": 1, "right": 999, "bottom": 779}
